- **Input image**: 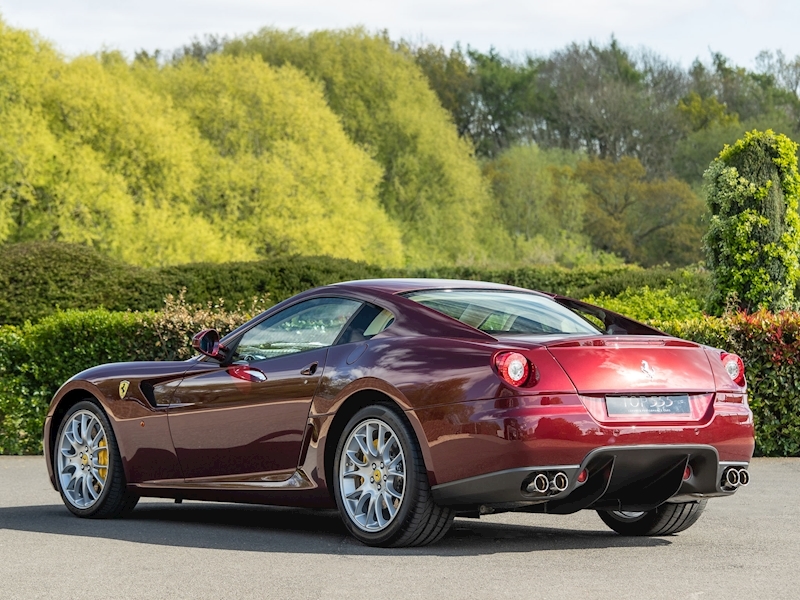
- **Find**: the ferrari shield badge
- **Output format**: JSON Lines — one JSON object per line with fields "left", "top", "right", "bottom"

{"left": 119, "top": 380, "right": 130, "bottom": 399}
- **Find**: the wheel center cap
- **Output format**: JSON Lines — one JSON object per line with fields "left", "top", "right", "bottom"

{"left": 373, "top": 469, "right": 381, "bottom": 482}
{"left": 81, "top": 454, "right": 88, "bottom": 466}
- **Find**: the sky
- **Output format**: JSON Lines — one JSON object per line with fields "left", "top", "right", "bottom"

{"left": 2, "top": 0, "right": 799, "bottom": 68}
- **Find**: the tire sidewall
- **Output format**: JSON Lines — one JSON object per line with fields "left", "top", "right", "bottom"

{"left": 598, "top": 509, "right": 659, "bottom": 535}
{"left": 54, "top": 400, "right": 120, "bottom": 518}
{"left": 598, "top": 500, "right": 706, "bottom": 535}
{"left": 332, "top": 404, "right": 423, "bottom": 546}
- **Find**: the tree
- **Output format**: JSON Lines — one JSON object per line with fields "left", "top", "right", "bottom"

{"left": 577, "top": 157, "right": 704, "bottom": 266}
{"left": 147, "top": 54, "right": 405, "bottom": 266}
{"left": 688, "top": 53, "right": 800, "bottom": 128}
{"left": 461, "top": 49, "right": 540, "bottom": 157}
{"left": 404, "top": 43, "right": 476, "bottom": 139}
{"left": 756, "top": 50, "right": 800, "bottom": 99}
{"left": 704, "top": 130, "right": 800, "bottom": 312}
{"left": 483, "top": 145, "right": 607, "bottom": 265}
{"left": 0, "top": 19, "right": 406, "bottom": 267}
{"left": 224, "top": 28, "right": 513, "bottom": 266}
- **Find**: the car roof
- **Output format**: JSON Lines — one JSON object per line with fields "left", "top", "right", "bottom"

{"left": 330, "top": 278, "right": 544, "bottom": 296}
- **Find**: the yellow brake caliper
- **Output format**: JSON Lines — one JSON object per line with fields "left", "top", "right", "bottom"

{"left": 97, "top": 438, "right": 108, "bottom": 481}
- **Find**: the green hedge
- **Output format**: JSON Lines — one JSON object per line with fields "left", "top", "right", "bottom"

{"left": 0, "top": 242, "right": 385, "bottom": 325}
{"left": 1, "top": 301, "right": 798, "bottom": 456}
{"left": 1, "top": 242, "right": 708, "bottom": 326}
{"left": 573, "top": 266, "right": 712, "bottom": 306}
{"left": 0, "top": 296, "right": 253, "bottom": 454}
{"left": 657, "top": 310, "right": 800, "bottom": 456}
{"left": 582, "top": 286, "right": 705, "bottom": 322}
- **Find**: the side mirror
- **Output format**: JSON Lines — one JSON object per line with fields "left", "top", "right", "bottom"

{"left": 192, "top": 329, "right": 224, "bottom": 359}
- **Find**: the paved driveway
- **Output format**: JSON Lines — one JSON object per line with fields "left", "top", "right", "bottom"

{"left": 0, "top": 456, "right": 797, "bottom": 599}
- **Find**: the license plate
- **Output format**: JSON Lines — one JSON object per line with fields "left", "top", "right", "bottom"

{"left": 606, "top": 395, "right": 691, "bottom": 416}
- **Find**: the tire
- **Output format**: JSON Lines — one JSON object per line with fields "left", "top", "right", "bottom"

{"left": 332, "top": 404, "right": 454, "bottom": 547}
{"left": 53, "top": 399, "right": 139, "bottom": 518}
{"left": 597, "top": 500, "right": 707, "bottom": 536}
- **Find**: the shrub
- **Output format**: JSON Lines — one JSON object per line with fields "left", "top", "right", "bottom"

{"left": 408, "top": 264, "right": 639, "bottom": 296}
{"left": 0, "top": 242, "right": 138, "bottom": 326}
{"left": 570, "top": 266, "right": 712, "bottom": 308}
{"left": 0, "top": 294, "right": 255, "bottom": 454}
{"left": 658, "top": 310, "right": 800, "bottom": 456}
{"left": 704, "top": 129, "right": 800, "bottom": 313}
{"left": 583, "top": 285, "right": 704, "bottom": 322}
{"left": 1, "top": 302, "right": 798, "bottom": 456}
{"left": 0, "top": 242, "right": 385, "bottom": 325}
{"left": 1, "top": 242, "right": 646, "bottom": 325}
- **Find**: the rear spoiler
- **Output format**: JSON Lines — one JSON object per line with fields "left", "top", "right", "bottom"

{"left": 547, "top": 294, "right": 668, "bottom": 337}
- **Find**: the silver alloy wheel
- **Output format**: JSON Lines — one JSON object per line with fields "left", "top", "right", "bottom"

{"left": 612, "top": 510, "right": 646, "bottom": 520}
{"left": 338, "top": 418, "right": 406, "bottom": 532}
{"left": 57, "top": 409, "right": 110, "bottom": 509}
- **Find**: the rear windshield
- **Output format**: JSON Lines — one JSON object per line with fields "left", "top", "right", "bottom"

{"left": 404, "top": 289, "right": 600, "bottom": 335}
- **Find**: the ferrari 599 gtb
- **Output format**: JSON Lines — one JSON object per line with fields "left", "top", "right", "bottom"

{"left": 44, "top": 279, "right": 754, "bottom": 547}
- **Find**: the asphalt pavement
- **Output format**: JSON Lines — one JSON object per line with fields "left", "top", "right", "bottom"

{"left": 1, "top": 456, "right": 798, "bottom": 600}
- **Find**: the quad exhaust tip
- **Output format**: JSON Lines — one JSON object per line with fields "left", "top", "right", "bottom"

{"left": 738, "top": 468, "right": 750, "bottom": 486}
{"left": 529, "top": 473, "right": 550, "bottom": 494}
{"left": 722, "top": 467, "right": 749, "bottom": 489}
{"left": 526, "top": 471, "right": 569, "bottom": 495}
{"left": 551, "top": 472, "right": 569, "bottom": 493}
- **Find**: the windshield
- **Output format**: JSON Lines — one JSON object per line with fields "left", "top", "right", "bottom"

{"left": 404, "top": 289, "right": 601, "bottom": 335}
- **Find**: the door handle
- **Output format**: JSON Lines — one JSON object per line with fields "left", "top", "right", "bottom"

{"left": 300, "top": 362, "right": 318, "bottom": 376}
{"left": 227, "top": 365, "right": 268, "bottom": 382}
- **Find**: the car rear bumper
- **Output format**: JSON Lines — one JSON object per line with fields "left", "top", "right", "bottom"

{"left": 431, "top": 444, "right": 749, "bottom": 512}
{"left": 412, "top": 393, "right": 754, "bottom": 496}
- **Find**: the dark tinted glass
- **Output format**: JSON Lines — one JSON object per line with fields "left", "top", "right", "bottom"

{"left": 405, "top": 290, "right": 599, "bottom": 335}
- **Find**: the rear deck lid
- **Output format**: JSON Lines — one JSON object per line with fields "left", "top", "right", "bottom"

{"left": 544, "top": 336, "right": 716, "bottom": 423}
{"left": 545, "top": 335, "right": 715, "bottom": 394}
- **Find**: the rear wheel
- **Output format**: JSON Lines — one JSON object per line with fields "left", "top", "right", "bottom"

{"left": 54, "top": 400, "right": 139, "bottom": 518}
{"left": 333, "top": 404, "right": 454, "bottom": 547}
{"left": 597, "top": 500, "right": 707, "bottom": 536}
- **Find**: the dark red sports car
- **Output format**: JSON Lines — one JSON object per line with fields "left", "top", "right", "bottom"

{"left": 44, "top": 279, "right": 754, "bottom": 546}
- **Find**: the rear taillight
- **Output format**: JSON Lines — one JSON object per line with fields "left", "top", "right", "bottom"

{"left": 721, "top": 352, "right": 746, "bottom": 387}
{"left": 495, "top": 351, "right": 533, "bottom": 386}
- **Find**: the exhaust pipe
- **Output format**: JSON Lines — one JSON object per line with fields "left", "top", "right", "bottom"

{"left": 527, "top": 473, "right": 550, "bottom": 494}
{"left": 723, "top": 467, "right": 740, "bottom": 489}
{"left": 738, "top": 469, "right": 750, "bottom": 486}
{"left": 551, "top": 472, "right": 569, "bottom": 493}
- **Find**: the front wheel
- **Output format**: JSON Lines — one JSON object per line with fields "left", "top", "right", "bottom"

{"left": 54, "top": 400, "right": 139, "bottom": 518}
{"left": 332, "top": 404, "right": 454, "bottom": 547}
{"left": 597, "top": 500, "right": 707, "bottom": 536}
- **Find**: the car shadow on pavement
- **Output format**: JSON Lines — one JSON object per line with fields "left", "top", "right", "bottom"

{"left": 0, "top": 501, "right": 670, "bottom": 556}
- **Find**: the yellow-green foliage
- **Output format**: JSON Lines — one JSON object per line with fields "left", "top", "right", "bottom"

{"left": 583, "top": 285, "right": 704, "bottom": 322}
{"left": 0, "top": 20, "right": 404, "bottom": 267}
{"left": 148, "top": 54, "right": 403, "bottom": 265}
{"left": 483, "top": 145, "right": 618, "bottom": 266}
{"left": 225, "top": 28, "right": 513, "bottom": 266}
{"left": 704, "top": 129, "right": 800, "bottom": 312}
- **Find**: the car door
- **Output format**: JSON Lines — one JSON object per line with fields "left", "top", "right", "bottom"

{"left": 167, "top": 296, "right": 363, "bottom": 480}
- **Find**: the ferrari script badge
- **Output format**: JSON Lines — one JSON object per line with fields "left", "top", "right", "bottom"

{"left": 641, "top": 361, "right": 655, "bottom": 379}
{"left": 119, "top": 380, "right": 130, "bottom": 399}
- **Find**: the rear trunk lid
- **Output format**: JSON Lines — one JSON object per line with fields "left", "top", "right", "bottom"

{"left": 543, "top": 335, "right": 715, "bottom": 394}
{"left": 541, "top": 335, "right": 716, "bottom": 423}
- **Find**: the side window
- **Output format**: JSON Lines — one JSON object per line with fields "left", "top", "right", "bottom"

{"left": 336, "top": 303, "right": 395, "bottom": 345}
{"left": 234, "top": 297, "right": 362, "bottom": 362}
